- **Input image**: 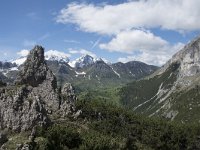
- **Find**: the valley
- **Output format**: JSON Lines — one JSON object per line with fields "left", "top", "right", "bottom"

{"left": 1, "top": 0, "right": 200, "bottom": 149}
{"left": 1, "top": 37, "right": 200, "bottom": 149}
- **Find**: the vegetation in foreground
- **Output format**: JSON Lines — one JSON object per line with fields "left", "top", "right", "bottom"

{"left": 4, "top": 97, "right": 200, "bottom": 150}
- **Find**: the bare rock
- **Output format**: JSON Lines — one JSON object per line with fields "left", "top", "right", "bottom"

{"left": 0, "top": 45, "right": 77, "bottom": 132}
{"left": 59, "top": 83, "right": 77, "bottom": 117}
{"left": 15, "top": 45, "right": 57, "bottom": 89}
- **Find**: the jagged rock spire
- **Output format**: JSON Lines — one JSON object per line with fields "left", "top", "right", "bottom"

{"left": 15, "top": 45, "right": 57, "bottom": 88}
{"left": 0, "top": 45, "right": 77, "bottom": 132}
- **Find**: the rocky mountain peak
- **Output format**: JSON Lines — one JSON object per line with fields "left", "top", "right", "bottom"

{"left": 120, "top": 36, "right": 200, "bottom": 123}
{"left": 45, "top": 50, "right": 70, "bottom": 63}
{"left": 157, "top": 36, "right": 200, "bottom": 77}
{"left": 15, "top": 45, "right": 57, "bottom": 88}
{"left": 74, "top": 54, "right": 95, "bottom": 68}
{"left": 0, "top": 61, "right": 17, "bottom": 70}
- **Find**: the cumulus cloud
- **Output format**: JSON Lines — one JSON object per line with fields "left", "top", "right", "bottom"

{"left": 17, "top": 49, "right": 30, "bottom": 57}
{"left": 118, "top": 42, "right": 184, "bottom": 66}
{"left": 69, "top": 49, "right": 96, "bottom": 58}
{"left": 100, "top": 29, "right": 168, "bottom": 53}
{"left": 56, "top": 0, "right": 200, "bottom": 34}
{"left": 56, "top": 0, "right": 194, "bottom": 65}
{"left": 100, "top": 29, "right": 185, "bottom": 65}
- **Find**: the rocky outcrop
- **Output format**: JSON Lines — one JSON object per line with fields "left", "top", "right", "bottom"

{"left": 0, "top": 86, "right": 48, "bottom": 131}
{"left": 15, "top": 45, "right": 57, "bottom": 89}
{"left": 157, "top": 36, "right": 200, "bottom": 77}
{"left": 59, "top": 83, "right": 77, "bottom": 117}
{"left": 0, "top": 45, "right": 76, "bottom": 132}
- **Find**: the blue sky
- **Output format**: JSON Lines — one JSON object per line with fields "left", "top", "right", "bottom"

{"left": 0, "top": 0, "right": 200, "bottom": 66}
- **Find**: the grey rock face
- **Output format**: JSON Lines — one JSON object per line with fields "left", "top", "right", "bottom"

{"left": 157, "top": 36, "right": 200, "bottom": 77}
{"left": 15, "top": 45, "right": 57, "bottom": 89}
{"left": 61, "top": 83, "right": 75, "bottom": 96}
{"left": 122, "top": 36, "right": 200, "bottom": 122}
{"left": 59, "top": 83, "right": 77, "bottom": 117}
{"left": 0, "top": 45, "right": 76, "bottom": 132}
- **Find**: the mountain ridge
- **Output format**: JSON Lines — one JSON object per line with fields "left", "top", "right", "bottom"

{"left": 0, "top": 52, "right": 158, "bottom": 90}
{"left": 120, "top": 36, "right": 200, "bottom": 123}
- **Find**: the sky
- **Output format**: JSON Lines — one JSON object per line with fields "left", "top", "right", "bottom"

{"left": 0, "top": 0, "right": 200, "bottom": 66}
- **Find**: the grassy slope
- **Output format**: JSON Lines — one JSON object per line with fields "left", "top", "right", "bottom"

{"left": 169, "top": 86, "right": 200, "bottom": 123}
{"left": 119, "top": 63, "right": 179, "bottom": 113}
{"left": 20, "top": 99, "right": 200, "bottom": 149}
{"left": 118, "top": 62, "right": 200, "bottom": 123}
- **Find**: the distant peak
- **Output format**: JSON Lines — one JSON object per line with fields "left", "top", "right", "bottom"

{"left": 80, "top": 54, "right": 93, "bottom": 59}
{"left": 73, "top": 54, "right": 95, "bottom": 68}
{"left": 45, "top": 50, "right": 70, "bottom": 63}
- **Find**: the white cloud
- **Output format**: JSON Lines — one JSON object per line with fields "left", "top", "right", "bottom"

{"left": 99, "top": 29, "right": 185, "bottom": 65}
{"left": 56, "top": 1, "right": 192, "bottom": 65}
{"left": 100, "top": 29, "right": 168, "bottom": 53}
{"left": 17, "top": 49, "right": 30, "bottom": 57}
{"left": 118, "top": 42, "right": 184, "bottom": 66}
{"left": 118, "top": 52, "right": 169, "bottom": 66}
{"left": 45, "top": 50, "right": 71, "bottom": 58}
{"left": 69, "top": 49, "right": 96, "bottom": 58}
{"left": 56, "top": 0, "right": 200, "bottom": 34}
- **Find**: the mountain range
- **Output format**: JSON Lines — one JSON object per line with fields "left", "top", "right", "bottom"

{"left": 1, "top": 37, "right": 200, "bottom": 149}
{"left": 0, "top": 51, "right": 158, "bottom": 91}
{"left": 120, "top": 36, "right": 200, "bottom": 123}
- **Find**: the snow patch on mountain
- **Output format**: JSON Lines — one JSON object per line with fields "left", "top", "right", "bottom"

{"left": 74, "top": 55, "right": 95, "bottom": 68}
{"left": 75, "top": 71, "right": 86, "bottom": 75}
{"left": 68, "top": 61, "right": 76, "bottom": 68}
{"left": 12, "top": 50, "right": 70, "bottom": 66}
{"left": 45, "top": 50, "right": 70, "bottom": 63}
{"left": 12, "top": 57, "right": 27, "bottom": 66}
{"left": 110, "top": 66, "right": 121, "bottom": 78}
{"left": 68, "top": 55, "right": 110, "bottom": 68}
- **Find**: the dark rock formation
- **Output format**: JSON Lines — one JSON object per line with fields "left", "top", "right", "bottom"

{"left": 15, "top": 45, "right": 57, "bottom": 89}
{"left": 0, "top": 131, "right": 8, "bottom": 147}
{"left": 0, "top": 45, "right": 76, "bottom": 132}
